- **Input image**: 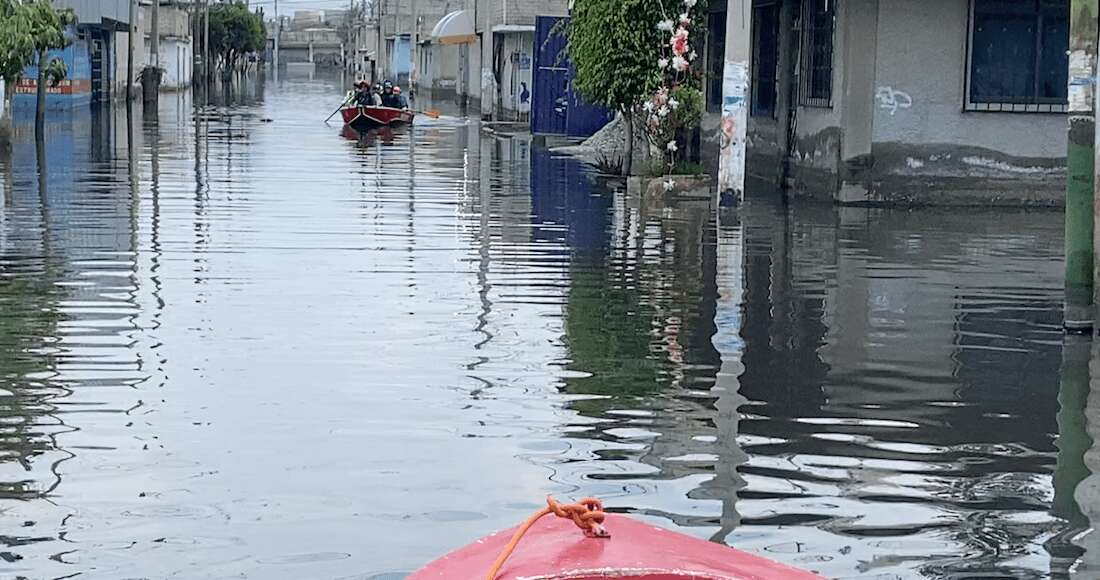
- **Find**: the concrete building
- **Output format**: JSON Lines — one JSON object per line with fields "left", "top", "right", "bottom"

{"left": 274, "top": 10, "right": 346, "bottom": 71}
{"left": 372, "top": 0, "right": 565, "bottom": 118}
{"left": 56, "top": 0, "right": 145, "bottom": 103}
{"left": 713, "top": 0, "right": 1068, "bottom": 205}
{"left": 143, "top": 1, "right": 193, "bottom": 90}
{"left": 476, "top": 0, "right": 568, "bottom": 119}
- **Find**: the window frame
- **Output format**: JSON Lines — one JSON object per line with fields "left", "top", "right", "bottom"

{"left": 799, "top": 0, "right": 835, "bottom": 108}
{"left": 964, "top": 0, "right": 1068, "bottom": 113}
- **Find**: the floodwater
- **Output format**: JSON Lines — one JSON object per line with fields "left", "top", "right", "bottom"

{"left": 0, "top": 76, "right": 1092, "bottom": 579}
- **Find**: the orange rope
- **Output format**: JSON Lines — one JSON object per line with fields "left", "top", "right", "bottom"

{"left": 485, "top": 496, "right": 610, "bottom": 580}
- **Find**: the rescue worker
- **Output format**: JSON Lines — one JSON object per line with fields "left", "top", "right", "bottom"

{"left": 392, "top": 86, "right": 409, "bottom": 109}
{"left": 371, "top": 83, "right": 384, "bottom": 106}
{"left": 381, "top": 81, "right": 398, "bottom": 108}
{"left": 354, "top": 81, "right": 373, "bottom": 106}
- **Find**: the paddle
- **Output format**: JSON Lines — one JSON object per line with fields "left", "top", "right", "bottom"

{"left": 325, "top": 93, "right": 355, "bottom": 123}
{"left": 416, "top": 109, "right": 441, "bottom": 119}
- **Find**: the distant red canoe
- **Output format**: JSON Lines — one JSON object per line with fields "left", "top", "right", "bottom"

{"left": 340, "top": 105, "right": 415, "bottom": 130}
{"left": 408, "top": 513, "right": 826, "bottom": 580}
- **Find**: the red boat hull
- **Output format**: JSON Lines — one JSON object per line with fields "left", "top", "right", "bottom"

{"left": 340, "top": 105, "right": 414, "bottom": 129}
{"left": 408, "top": 513, "right": 825, "bottom": 580}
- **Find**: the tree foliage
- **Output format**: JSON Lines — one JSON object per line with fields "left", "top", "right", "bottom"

{"left": 568, "top": 0, "right": 666, "bottom": 113}
{"left": 209, "top": 2, "right": 266, "bottom": 72}
{"left": 0, "top": 0, "right": 36, "bottom": 87}
{"left": 0, "top": 0, "right": 73, "bottom": 81}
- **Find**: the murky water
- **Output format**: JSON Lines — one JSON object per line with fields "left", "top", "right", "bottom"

{"left": 0, "top": 77, "right": 1091, "bottom": 579}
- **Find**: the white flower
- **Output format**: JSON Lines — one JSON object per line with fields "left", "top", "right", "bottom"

{"left": 672, "top": 56, "right": 689, "bottom": 71}
{"left": 658, "top": 105, "right": 669, "bottom": 117}
{"left": 656, "top": 19, "right": 675, "bottom": 31}
{"left": 643, "top": 100, "right": 655, "bottom": 112}
{"left": 688, "top": 50, "right": 698, "bottom": 62}
{"left": 683, "top": 0, "right": 697, "bottom": 7}
{"left": 666, "top": 140, "right": 678, "bottom": 152}
{"left": 663, "top": 178, "right": 675, "bottom": 191}
{"left": 657, "top": 58, "right": 669, "bottom": 69}
{"left": 679, "top": 12, "right": 690, "bottom": 25}
{"left": 669, "top": 97, "right": 680, "bottom": 110}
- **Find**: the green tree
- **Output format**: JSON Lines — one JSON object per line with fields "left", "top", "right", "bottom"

{"left": 25, "top": 0, "right": 75, "bottom": 134}
{"left": 0, "top": 0, "right": 34, "bottom": 136}
{"left": 0, "top": 0, "right": 74, "bottom": 137}
{"left": 208, "top": 2, "right": 265, "bottom": 75}
{"left": 568, "top": 0, "right": 666, "bottom": 175}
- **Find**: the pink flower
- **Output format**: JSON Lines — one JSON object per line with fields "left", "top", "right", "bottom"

{"left": 671, "top": 28, "right": 689, "bottom": 57}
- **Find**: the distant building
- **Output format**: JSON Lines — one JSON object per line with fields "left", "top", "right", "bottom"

{"left": 54, "top": 0, "right": 144, "bottom": 103}
{"left": 143, "top": 1, "right": 193, "bottom": 90}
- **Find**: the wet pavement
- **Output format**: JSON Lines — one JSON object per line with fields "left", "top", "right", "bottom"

{"left": 0, "top": 76, "right": 1092, "bottom": 579}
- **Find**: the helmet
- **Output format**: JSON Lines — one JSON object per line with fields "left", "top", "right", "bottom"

{"left": 383, "top": 80, "right": 393, "bottom": 89}
{"left": 393, "top": 86, "right": 401, "bottom": 94}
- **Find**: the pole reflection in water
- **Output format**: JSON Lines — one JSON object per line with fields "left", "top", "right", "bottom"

{"left": 0, "top": 75, "right": 1092, "bottom": 579}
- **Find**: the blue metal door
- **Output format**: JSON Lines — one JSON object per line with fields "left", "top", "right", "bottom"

{"left": 531, "top": 16, "right": 613, "bottom": 138}
{"left": 532, "top": 16, "right": 568, "bottom": 135}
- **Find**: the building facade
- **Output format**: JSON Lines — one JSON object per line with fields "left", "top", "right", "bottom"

{"left": 717, "top": 0, "right": 1068, "bottom": 204}
{"left": 144, "top": 2, "right": 193, "bottom": 90}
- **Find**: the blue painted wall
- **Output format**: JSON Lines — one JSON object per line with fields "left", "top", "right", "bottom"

{"left": 13, "top": 35, "right": 93, "bottom": 113}
{"left": 390, "top": 36, "right": 411, "bottom": 82}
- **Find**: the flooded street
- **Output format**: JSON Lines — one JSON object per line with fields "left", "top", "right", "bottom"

{"left": 0, "top": 77, "right": 1090, "bottom": 579}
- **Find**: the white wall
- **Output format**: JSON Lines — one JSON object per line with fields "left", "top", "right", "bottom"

{"left": 498, "top": 31, "right": 533, "bottom": 114}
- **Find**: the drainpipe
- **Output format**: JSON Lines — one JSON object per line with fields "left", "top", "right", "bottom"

{"left": 1065, "top": 0, "right": 1097, "bottom": 331}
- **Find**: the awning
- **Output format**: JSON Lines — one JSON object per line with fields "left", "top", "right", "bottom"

{"left": 431, "top": 10, "right": 476, "bottom": 45}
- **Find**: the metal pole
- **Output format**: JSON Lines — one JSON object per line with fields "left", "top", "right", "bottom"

{"left": 127, "top": 0, "right": 136, "bottom": 102}
{"left": 1066, "top": 0, "right": 1098, "bottom": 330}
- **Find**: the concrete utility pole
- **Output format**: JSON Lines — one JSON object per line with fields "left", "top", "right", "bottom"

{"left": 1065, "top": 0, "right": 1097, "bottom": 330}
{"left": 127, "top": 0, "right": 136, "bottom": 101}
{"left": 204, "top": 0, "right": 211, "bottom": 85}
{"left": 152, "top": 0, "right": 160, "bottom": 69}
{"left": 376, "top": 0, "right": 385, "bottom": 82}
{"left": 274, "top": 0, "right": 280, "bottom": 75}
{"left": 717, "top": 0, "right": 751, "bottom": 204}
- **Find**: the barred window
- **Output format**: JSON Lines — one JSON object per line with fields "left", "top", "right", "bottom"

{"left": 968, "top": 0, "right": 1068, "bottom": 112}
{"left": 801, "top": 0, "right": 834, "bottom": 107}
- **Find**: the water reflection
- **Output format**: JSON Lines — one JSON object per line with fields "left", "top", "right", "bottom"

{"left": 0, "top": 75, "right": 1095, "bottom": 579}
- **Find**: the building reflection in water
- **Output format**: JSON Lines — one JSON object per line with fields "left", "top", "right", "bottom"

{"left": 538, "top": 155, "right": 1079, "bottom": 577}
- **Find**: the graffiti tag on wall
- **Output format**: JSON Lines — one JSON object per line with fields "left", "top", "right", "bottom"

{"left": 875, "top": 86, "right": 912, "bottom": 115}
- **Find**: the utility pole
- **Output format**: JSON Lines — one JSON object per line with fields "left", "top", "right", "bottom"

{"left": 274, "top": 0, "right": 280, "bottom": 75}
{"left": 1065, "top": 0, "right": 1098, "bottom": 330}
{"left": 717, "top": 0, "right": 752, "bottom": 204}
{"left": 204, "top": 0, "right": 211, "bottom": 86}
{"left": 376, "top": 0, "right": 384, "bottom": 83}
{"left": 127, "top": 0, "right": 136, "bottom": 102}
{"left": 152, "top": 0, "right": 160, "bottom": 70}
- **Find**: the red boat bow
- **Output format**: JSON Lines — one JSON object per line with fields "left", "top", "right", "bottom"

{"left": 409, "top": 512, "right": 826, "bottom": 580}
{"left": 340, "top": 105, "right": 415, "bottom": 128}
